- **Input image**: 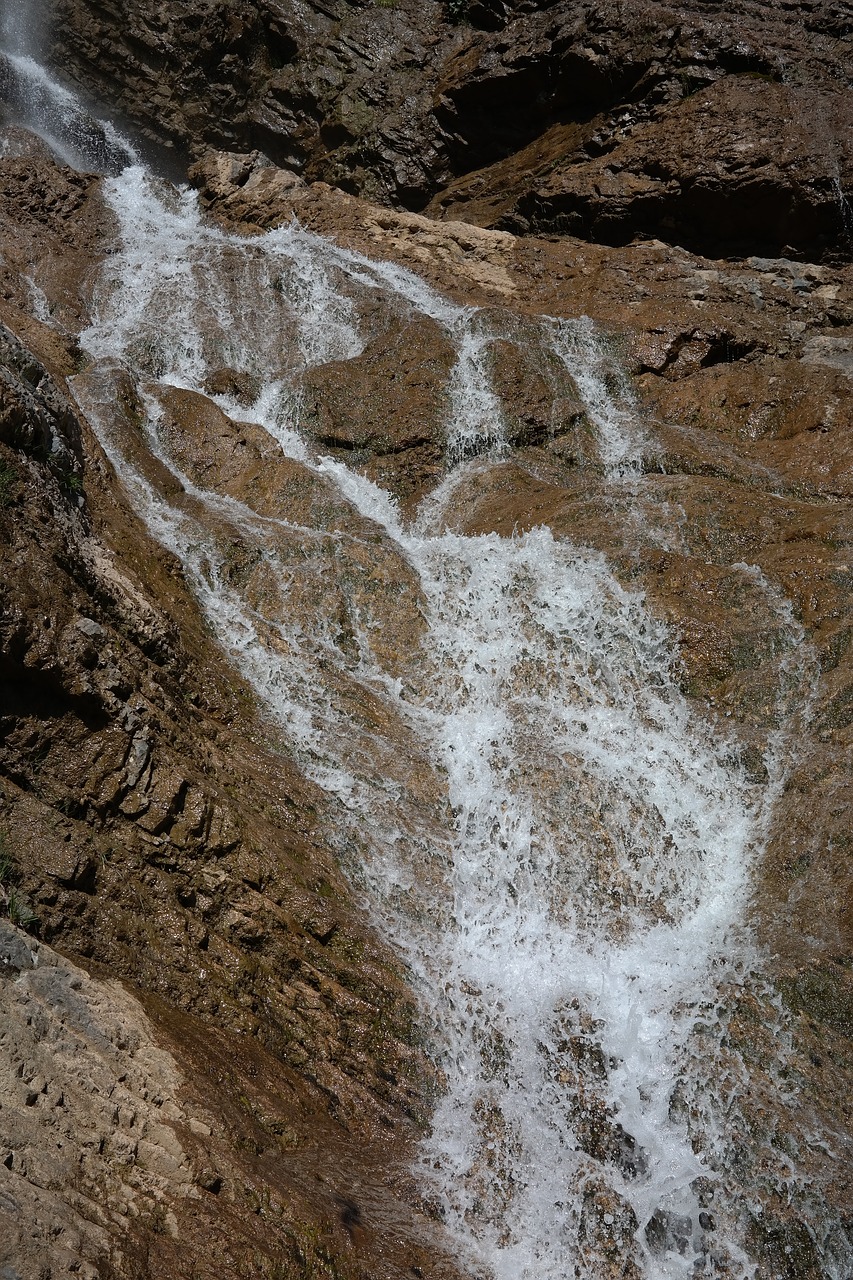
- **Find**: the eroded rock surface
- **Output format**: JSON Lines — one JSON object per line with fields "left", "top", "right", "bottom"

{"left": 52, "top": 0, "right": 853, "bottom": 259}
{"left": 183, "top": 157, "right": 853, "bottom": 1275}
{"left": 0, "top": 922, "right": 192, "bottom": 1279}
{"left": 0, "top": 149, "right": 462, "bottom": 1279}
{"left": 0, "top": 918, "right": 463, "bottom": 1280}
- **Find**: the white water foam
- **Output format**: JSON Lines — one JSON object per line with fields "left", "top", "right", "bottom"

{"left": 445, "top": 317, "right": 508, "bottom": 465}
{"left": 549, "top": 315, "right": 647, "bottom": 479}
{"left": 76, "top": 169, "right": 797, "bottom": 1279}
{"left": 0, "top": 46, "right": 139, "bottom": 172}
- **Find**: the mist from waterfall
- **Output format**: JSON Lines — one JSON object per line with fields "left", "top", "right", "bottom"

{"left": 0, "top": 0, "right": 39, "bottom": 55}
{"left": 0, "top": 1, "right": 139, "bottom": 170}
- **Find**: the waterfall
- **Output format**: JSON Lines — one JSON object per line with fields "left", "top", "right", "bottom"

{"left": 0, "top": 2, "right": 138, "bottom": 170}
{"left": 0, "top": 0, "right": 38, "bottom": 55}
{"left": 3, "top": 50, "right": 847, "bottom": 1277}
{"left": 70, "top": 166, "right": 796, "bottom": 1280}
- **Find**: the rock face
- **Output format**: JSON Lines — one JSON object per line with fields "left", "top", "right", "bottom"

{"left": 52, "top": 0, "right": 853, "bottom": 259}
{"left": 192, "top": 153, "right": 853, "bottom": 973}
{"left": 0, "top": 916, "right": 462, "bottom": 1280}
{"left": 187, "top": 154, "right": 853, "bottom": 1276}
{"left": 1, "top": 3, "right": 853, "bottom": 1277}
{"left": 0, "top": 920, "right": 193, "bottom": 1278}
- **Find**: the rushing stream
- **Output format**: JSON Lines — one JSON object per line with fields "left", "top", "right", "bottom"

{"left": 74, "top": 173, "right": 769, "bottom": 1280}
{"left": 2, "top": 31, "right": 848, "bottom": 1280}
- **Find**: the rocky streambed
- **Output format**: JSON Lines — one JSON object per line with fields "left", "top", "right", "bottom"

{"left": 1, "top": 3, "right": 852, "bottom": 1278}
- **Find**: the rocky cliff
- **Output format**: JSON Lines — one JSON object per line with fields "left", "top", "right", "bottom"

{"left": 2, "top": 2, "right": 853, "bottom": 1278}
{"left": 52, "top": 0, "right": 853, "bottom": 259}
{"left": 0, "top": 148, "right": 459, "bottom": 1280}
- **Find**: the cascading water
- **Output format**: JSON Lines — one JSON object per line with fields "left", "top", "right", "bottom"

{"left": 67, "top": 165, "right": 816, "bottom": 1280}
{"left": 2, "top": 47, "right": 847, "bottom": 1275}
{"left": 0, "top": 2, "right": 139, "bottom": 170}
{"left": 0, "top": 0, "right": 37, "bottom": 55}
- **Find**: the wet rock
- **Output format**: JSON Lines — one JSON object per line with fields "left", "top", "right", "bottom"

{"left": 645, "top": 1207, "right": 693, "bottom": 1257}
{"left": 301, "top": 314, "right": 456, "bottom": 498}
{"left": 0, "top": 147, "right": 458, "bottom": 1277}
{"left": 578, "top": 1180, "right": 642, "bottom": 1278}
{"left": 487, "top": 322, "right": 589, "bottom": 448}
{"left": 202, "top": 365, "right": 260, "bottom": 404}
{"left": 748, "top": 1214, "right": 824, "bottom": 1280}
{"left": 2, "top": 31, "right": 853, "bottom": 1270}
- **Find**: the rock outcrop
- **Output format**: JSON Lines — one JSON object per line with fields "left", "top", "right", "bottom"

{"left": 52, "top": 0, "right": 853, "bottom": 259}
{"left": 192, "top": 151, "right": 853, "bottom": 974}
{"left": 187, "top": 153, "right": 853, "bottom": 1276}
{"left": 0, "top": 150, "right": 461, "bottom": 1279}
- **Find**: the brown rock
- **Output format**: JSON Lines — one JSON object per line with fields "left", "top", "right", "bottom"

{"left": 0, "top": 145, "right": 461, "bottom": 1277}
{"left": 506, "top": 78, "right": 853, "bottom": 260}
{"left": 2, "top": 43, "right": 853, "bottom": 1269}
{"left": 300, "top": 314, "right": 456, "bottom": 500}
{"left": 52, "top": 0, "right": 853, "bottom": 260}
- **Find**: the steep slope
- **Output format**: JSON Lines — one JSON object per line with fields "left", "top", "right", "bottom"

{"left": 1, "top": 3, "right": 852, "bottom": 1276}
{"left": 0, "top": 147, "right": 459, "bottom": 1280}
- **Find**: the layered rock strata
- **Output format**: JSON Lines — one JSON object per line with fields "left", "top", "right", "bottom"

{"left": 1, "top": 0, "right": 852, "bottom": 1270}
{"left": 51, "top": 0, "right": 853, "bottom": 259}
{"left": 1, "top": 130, "right": 850, "bottom": 1273}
